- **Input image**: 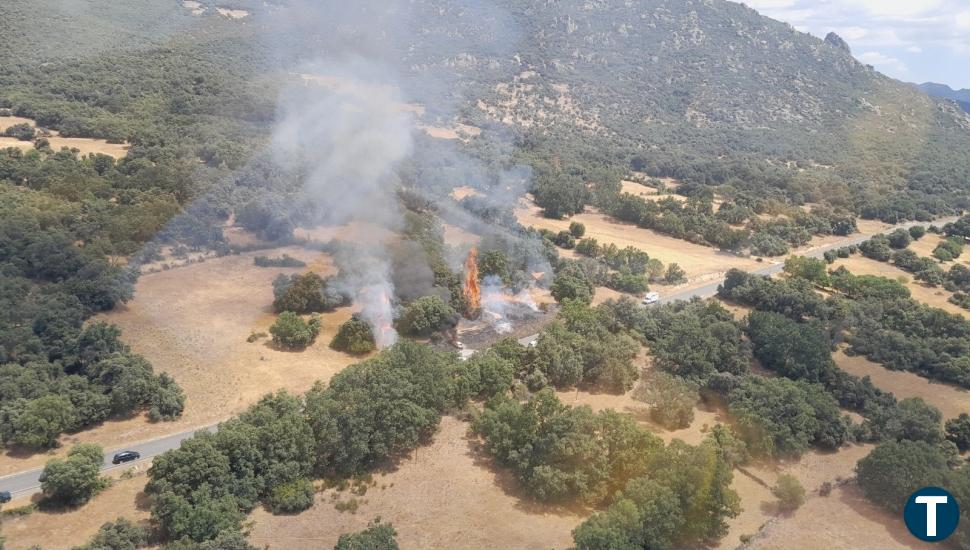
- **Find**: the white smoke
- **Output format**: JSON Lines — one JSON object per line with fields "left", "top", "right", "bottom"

{"left": 272, "top": 61, "right": 414, "bottom": 347}
{"left": 480, "top": 274, "right": 539, "bottom": 334}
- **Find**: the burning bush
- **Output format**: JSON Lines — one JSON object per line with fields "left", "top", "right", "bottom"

{"left": 330, "top": 316, "right": 377, "bottom": 355}
{"left": 270, "top": 312, "right": 321, "bottom": 350}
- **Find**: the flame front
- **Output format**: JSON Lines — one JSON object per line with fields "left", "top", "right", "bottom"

{"left": 464, "top": 247, "right": 481, "bottom": 312}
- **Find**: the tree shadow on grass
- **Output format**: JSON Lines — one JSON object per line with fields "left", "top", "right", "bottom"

{"left": 462, "top": 429, "right": 593, "bottom": 518}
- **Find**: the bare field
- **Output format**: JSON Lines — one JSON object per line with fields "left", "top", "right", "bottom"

{"left": 835, "top": 350, "right": 969, "bottom": 419}
{"left": 831, "top": 256, "right": 968, "bottom": 318}
{"left": 0, "top": 246, "right": 362, "bottom": 475}
{"left": 0, "top": 116, "right": 129, "bottom": 158}
{"left": 748, "top": 483, "right": 928, "bottom": 549}
{"left": 449, "top": 185, "right": 483, "bottom": 201}
{"left": 554, "top": 384, "right": 875, "bottom": 550}
{"left": 515, "top": 198, "right": 761, "bottom": 283}
{"left": 2, "top": 469, "right": 151, "bottom": 550}
{"left": 619, "top": 180, "right": 686, "bottom": 201}
{"left": 294, "top": 222, "right": 399, "bottom": 246}
{"left": 419, "top": 123, "right": 481, "bottom": 141}
{"left": 216, "top": 7, "right": 249, "bottom": 18}
{"left": 908, "top": 234, "right": 948, "bottom": 261}
{"left": 182, "top": 0, "right": 205, "bottom": 15}
{"left": 247, "top": 416, "right": 585, "bottom": 550}
{"left": 442, "top": 223, "right": 481, "bottom": 246}
{"left": 590, "top": 286, "right": 630, "bottom": 306}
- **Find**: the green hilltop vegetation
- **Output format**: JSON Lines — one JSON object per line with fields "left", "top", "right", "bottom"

{"left": 2, "top": 1, "right": 970, "bottom": 548}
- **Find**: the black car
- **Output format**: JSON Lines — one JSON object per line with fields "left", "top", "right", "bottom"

{"left": 0, "top": 491, "right": 11, "bottom": 504}
{"left": 111, "top": 451, "right": 141, "bottom": 465}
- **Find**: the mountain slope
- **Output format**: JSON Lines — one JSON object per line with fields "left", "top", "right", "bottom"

{"left": 2, "top": 0, "right": 969, "bottom": 221}
{"left": 919, "top": 82, "right": 970, "bottom": 113}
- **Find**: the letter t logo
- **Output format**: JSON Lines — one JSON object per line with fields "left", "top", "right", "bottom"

{"left": 916, "top": 496, "right": 949, "bottom": 537}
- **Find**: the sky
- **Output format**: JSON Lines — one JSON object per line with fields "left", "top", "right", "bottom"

{"left": 741, "top": 0, "right": 970, "bottom": 89}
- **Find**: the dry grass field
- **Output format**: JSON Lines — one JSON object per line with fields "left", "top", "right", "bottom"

{"left": 0, "top": 245, "right": 362, "bottom": 476}
{"left": 2, "top": 469, "right": 151, "bottom": 550}
{"left": 831, "top": 256, "right": 968, "bottom": 318}
{"left": 0, "top": 116, "right": 129, "bottom": 158}
{"left": 247, "top": 416, "right": 585, "bottom": 550}
{"left": 748, "top": 482, "right": 929, "bottom": 549}
{"left": 515, "top": 197, "right": 761, "bottom": 284}
{"left": 834, "top": 350, "right": 969, "bottom": 419}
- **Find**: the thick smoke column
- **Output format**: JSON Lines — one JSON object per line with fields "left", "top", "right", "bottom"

{"left": 272, "top": 61, "right": 414, "bottom": 347}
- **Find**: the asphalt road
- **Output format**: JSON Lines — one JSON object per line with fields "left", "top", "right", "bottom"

{"left": 0, "top": 217, "right": 956, "bottom": 500}
{"left": 0, "top": 425, "right": 216, "bottom": 500}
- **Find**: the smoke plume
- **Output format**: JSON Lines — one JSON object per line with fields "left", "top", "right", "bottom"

{"left": 272, "top": 61, "right": 415, "bottom": 347}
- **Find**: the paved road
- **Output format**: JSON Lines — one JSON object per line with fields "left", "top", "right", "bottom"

{"left": 0, "top": 425, "right": 216, "bottom": 500}
{"left": 0, "top": 217, "right": 956, "bottom": 500}
{"left": 515, "top": 217, "right": 958, "bottom": 342}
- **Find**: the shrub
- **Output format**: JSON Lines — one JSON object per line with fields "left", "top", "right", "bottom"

{"left": 270, "top": 312, "right": 321, "bottom": 350}
{"left": 254, "top": 254, "right": 306, "bottom": 268}
{"left": 265, "top": 478, "right": 315, "bottom": 514}
{"left": 909, "top": 225, "right": 927, "bottom": 240}
{"left": 554, "top": 230, "right": 576, "bottom": 249}
{"left": 945, "top": 414, "right": 970, "bottom": 452}
{"left": 273, "top": 273, "right": 349, "bottom": 314}
{"left": 664, "top": 263, "right": 686, "bottom": 284}
{"left": 3, "top": 122, "right": 35, "bottom": 141}
{"left": 551, "top": 267, "right": 595, "bottom": 305}
{"left": 772, "top": 474, "right": 806, "bottom": 513}
{"left": 728, "top": 376, "right": 848, "bottom": 458}
{"left": 74, "top": 518, "right": 149, "bottom": 550}
{"left": 569, "top": 221, "right": 586, "bottom": 238}
{"left": 859, "top": 235, "right": 893, "bottom": 262}
{"left": 334, "top": 520, "right": 399, "bottom": 550}
{"left": 750, "top": 234, "right": 789, "bottom": 257}
{"left": 397, "top": 296, "right": 457, "bottom": 337}
{"left": 575, "top": 238, "right": 600, "bottom": 257}
{"left": 934, "top": 237, "right": 965, "bottom": 262}
{"left": 887, "top": 228, "right": 913, "bottom": 249}
{"left": 457, "top": 350, "right": 516, "bottom": 399}
{"left": 474, "top": 390, "right": 663, "bottom": 504}
{"left": 40, "top": 444, "right": 107, "bottom": 507}
{"left": 330, "top": 317, "right": 377, "bottom": 355}
{"left": 633, "top": 370, "right": 698, "bottom": 430}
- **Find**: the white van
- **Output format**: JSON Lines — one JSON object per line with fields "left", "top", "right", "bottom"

{"left": 642, "top": 292, "right": 661, "bottom": 306}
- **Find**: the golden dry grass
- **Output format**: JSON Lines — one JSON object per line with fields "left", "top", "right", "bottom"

{"left": 449, "top": 186, "right": 483, "bottom": 201}
{"left": 831, "top": 256, "right": 968, "bottom": 318}
{"left": 747, "top": 482, "right": 930, "bottom": 549}
{"left": 514, "top": 197, "right": 761, "bottom": 284}
{"left": 2, "top": 469, "right": 151, "bottom": 550}
{"left": 0, "top": 116, "right": 129, "bottom": 159}
{"left": 441, "top": 223, "right": 480, "bottom": 246}
{"left": 247, "top": 416, "right": 585, "bottom": 550}
{"left": 835, "top": 351, "right": 969, "bottom": 419}
{"left": 0, "top": 246, "right": 361, "bottom": 476}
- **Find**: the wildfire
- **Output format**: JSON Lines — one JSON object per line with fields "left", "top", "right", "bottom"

{"left": 464, "top": 247, "right": 481, "bottom": 313}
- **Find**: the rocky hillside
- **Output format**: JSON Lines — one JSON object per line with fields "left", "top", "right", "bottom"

{"left": 4, "top": 0, "right": 970, "bottom": 217}
{"left": 920, "top": 83, "right": 970, "bottom": 113}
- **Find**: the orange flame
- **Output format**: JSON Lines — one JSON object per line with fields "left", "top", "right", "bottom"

{"left": 464, "top": 247, "right": 481, "bottom": 313}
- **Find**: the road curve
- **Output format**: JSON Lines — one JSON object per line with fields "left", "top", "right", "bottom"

{"left": 0, "top": 217, "right": 956, "bottom": 500}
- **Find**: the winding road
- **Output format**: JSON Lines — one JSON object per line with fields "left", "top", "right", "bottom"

{"left": 0, "top": 217, "right": 956, "bottom": 500}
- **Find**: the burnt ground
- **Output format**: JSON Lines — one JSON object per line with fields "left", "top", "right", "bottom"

{"left": 448, "top": 305, "right": 559, "bottom": 351}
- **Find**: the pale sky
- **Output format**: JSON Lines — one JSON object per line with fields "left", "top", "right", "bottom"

{"left": 739, "top": 0, "right": 970, "bottom": 89}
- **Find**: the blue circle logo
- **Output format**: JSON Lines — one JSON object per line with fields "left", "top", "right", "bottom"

{"left": 903, "top": 487, "right": 960, "bottom": 542}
